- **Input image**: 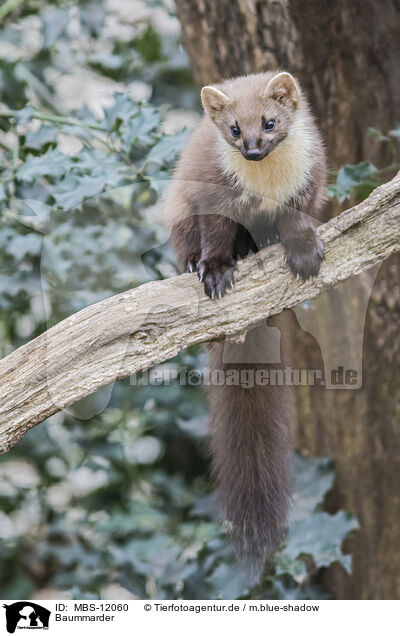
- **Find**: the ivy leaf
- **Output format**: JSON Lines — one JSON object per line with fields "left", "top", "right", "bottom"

{"left": 6, "top": 106, "right": 34, "bottom": 125}
{"left": 42, "top": 8, "right": 69, "bottom": 48}
{"left": 121, "top": 107, "right": 161, "bottom": 152}
{"left": 290, "top": 456, "right": 334, "bottom": 522}
{"left": 17, "top": 149, "right": 72, "bottom": 183}
{"left": 282, "top": 511, "right": 358, "bottom": 573}
{"left": 207, "top": 563, "right": 252, "bottom": 600}
{"left": 111, "top": 535, "right": 182, "bottom": 580}
{"left": 337, "top": 160, "right": 376, "bottom": 188}
{"left": 275, "top": 552, "right": 308, "bottom": 582}
{"left": 51, "top": 174, "right": 108, "bottom": 209}
{"left": 146, "top": 129, "right": 189, "bottom": 166}
{"left": 74, "top": 149, "right": 130, "bottom": 185}
{"left": 79, "top": 1, "right": 106, "bottom": 37}
{"left": 276, "top": 457, "right": 355, "bottom": 582}
{"left": 16, "top": 200, "right": 52, "bottom": 232}
{"left": 327, "top": 183, "right": 352, "bottom": 203}
{"left": 103, "top": 94, "right": 139, "bottom": 132}
{"left": 328, "top": 160, "right": 377, "bottom": 202}
{"left": 90, "top": 53, "right": 126, "bottom": 79}
{"left": 5, "top": 232, "right": 43, "bottom": 260}
{"left": 23, "top": 126, "right": 58, "bottom": 154}
{"left": 97, "top": 501, "right": 166, "bottom": 535}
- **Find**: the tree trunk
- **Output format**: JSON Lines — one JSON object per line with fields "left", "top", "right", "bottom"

{"left": 175, "top": 0, "right": 400, "bottom": 599}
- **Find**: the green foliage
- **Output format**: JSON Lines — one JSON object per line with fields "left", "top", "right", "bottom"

{"left": 0, "top": 59, "right": 27, "bottom": 109}
{"left": 327, "top": 160, "right": 377, "bottom": 203}
{"left": 328, "top": 127, "right": 400, "bottom": 203}
{"left": 0, "top": 412, "right": 357, "bottom": 600}
{"left": 134, "top": 26, "right": 164, "bottom": 63}
{"left": 0, "top": 0, "right": 363, "bottom": 601}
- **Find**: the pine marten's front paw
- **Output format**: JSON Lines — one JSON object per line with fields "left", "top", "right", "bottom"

{"left": 197, "top": 256, "right": 236, "bottom": 299}
{"left": 283, "top": 232, "right": 324, "bottom": 280}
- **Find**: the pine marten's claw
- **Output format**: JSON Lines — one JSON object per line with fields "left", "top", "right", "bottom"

{"left": 197, "top": 256, "right": 236, "bottom": 299}
{"left": 186, "top": 257, "right": 200, "bottom": 274}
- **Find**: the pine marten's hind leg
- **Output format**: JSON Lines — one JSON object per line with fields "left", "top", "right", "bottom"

{"left": 171, "top": 214, "right": 201, "bottom": 274}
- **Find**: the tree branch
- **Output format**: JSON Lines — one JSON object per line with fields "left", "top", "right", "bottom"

{"left": 1, "top": 173, "right": 399, "bottom": 453}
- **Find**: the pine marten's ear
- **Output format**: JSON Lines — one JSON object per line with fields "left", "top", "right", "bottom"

{"left": 264, "top": 72, "right": 300, "bottom": 108}
{"left": 201, "top": 86, "right": 231, "bottom": 119}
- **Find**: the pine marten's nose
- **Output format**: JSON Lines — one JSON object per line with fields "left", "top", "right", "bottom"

{"left": 246, "top": 148, "right": 262, "bottom": 161}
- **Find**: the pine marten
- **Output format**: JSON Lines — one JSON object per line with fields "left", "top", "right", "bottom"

{"left": 163, "top": 71, "right": 327, "bottom": 571}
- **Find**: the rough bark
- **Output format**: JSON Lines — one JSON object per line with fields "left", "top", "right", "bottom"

{"left": 0, "top": 173, "right": 399, "bottom": 456}
{"left": 175, "top": 0, "right": 400, "bottom": 599}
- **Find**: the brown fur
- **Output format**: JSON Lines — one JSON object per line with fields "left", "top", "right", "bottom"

{"left": 162, "top": 71, "right": 327, "bottom": 571}
{"left": 208, "top": 321, "right": 292, "bottom": 572}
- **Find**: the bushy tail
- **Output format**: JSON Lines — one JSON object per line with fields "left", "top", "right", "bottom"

{"left": 208, "top": 321, "right": 292, "bottom": 572}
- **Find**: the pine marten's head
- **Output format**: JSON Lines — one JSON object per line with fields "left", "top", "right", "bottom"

{"left": 201, "top": 72, "right": 302, "bottom": 162}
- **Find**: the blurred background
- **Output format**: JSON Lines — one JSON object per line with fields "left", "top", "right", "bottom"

{"left": 0, "top": 0, "right": 399, "bottom": 600}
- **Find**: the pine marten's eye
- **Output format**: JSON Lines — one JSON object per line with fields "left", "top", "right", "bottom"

{"left": 230, "top": 125, "right": 241, "bottom": 138}
{"left": 263, "top": 118, "right": 276, "bottom": 131}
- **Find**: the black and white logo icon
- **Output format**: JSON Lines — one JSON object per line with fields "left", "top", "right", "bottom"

{"left": 3, "top": 602, "right": 50, "bottom": 633}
